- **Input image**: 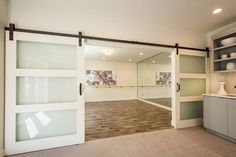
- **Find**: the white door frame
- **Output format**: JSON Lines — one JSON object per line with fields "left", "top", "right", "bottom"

{"left": 5, "top": 31, "right": 85, "bottom": 155}
{"left": 171, "top": 49, "right": 209, "bottom": 128}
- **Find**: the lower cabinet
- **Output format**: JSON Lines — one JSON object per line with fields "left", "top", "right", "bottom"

{"left": 204, "top": 96, "right": 236, "bottom": 141}
{"left": 228, "top": 99, "right": 236, "bottom": 139}
{"left": 203, "top": 96, "right": 228, "bottom": 135}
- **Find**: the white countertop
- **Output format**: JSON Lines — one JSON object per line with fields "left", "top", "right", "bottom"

{"left": 203, "top": 94, "right": 236, "bottom": 99}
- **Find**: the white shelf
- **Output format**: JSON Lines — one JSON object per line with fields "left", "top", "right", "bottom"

{"left": 214, "top": 69, "right": 236, "bottom": 73}
{"left": 214, "top": 43, "right": 236, "bottom": 51}
{"left": 214, "top": 56, "right": 236, "bottom": 62}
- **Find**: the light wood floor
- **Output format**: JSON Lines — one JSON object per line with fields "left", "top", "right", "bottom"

{"left": 85, "top": 100, "right": 172, "bottom": 141}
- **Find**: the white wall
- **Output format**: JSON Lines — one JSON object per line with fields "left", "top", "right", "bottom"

{"left": 0, "top": 0, "right": 7, "bottom": 156}
{"left": 207, "top": 21, "right": 236, "bottom": 94}
{"left": 85, "top": 60, "right": 137, "bottom": 102}
{"left": 8, "top": 0, "right": 206, "bottom": 49}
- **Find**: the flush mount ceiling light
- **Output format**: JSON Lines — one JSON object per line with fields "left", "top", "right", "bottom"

{"left": 213, "top": 8, "right": 222, "bottom": 14}
{"left": 128, "top": 59, "right": 132, "bottom": 62}
{"left": 103, "top": 49, "right": 113, "bottom": 56}
{"left": 139, "top": 52, "right": 144, "bottom": 56}
{"left": 152, "top": 60, "right": 156, "bottom": 63}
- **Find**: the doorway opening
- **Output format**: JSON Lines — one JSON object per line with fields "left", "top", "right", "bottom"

{"left": 84, "top": 41, "right": 174, "bottom": 141}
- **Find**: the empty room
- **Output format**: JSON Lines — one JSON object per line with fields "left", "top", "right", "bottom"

{"left": 0, "top": 0, "right": 236, "bottom": 157}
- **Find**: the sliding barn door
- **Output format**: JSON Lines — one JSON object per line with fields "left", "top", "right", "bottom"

{"left": 172, "top": 49, "right": 209, "bottom": 128}
{"left": 5, "top": 31, "right": 85, "bottom": 155}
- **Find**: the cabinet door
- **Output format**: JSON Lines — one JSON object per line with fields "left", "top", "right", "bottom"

{"left": 228, "top": 99, "right": 236, "bottom": 139}
{"left": 203, "top": 96, "right": 227, "bottom": 135}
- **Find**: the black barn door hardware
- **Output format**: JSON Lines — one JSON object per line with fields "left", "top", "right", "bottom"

{"left": 78, "top": 32, "right": 83, "bottom": 46}
{"left": 175, "top": 43, "right": 179, "bottom": 55}
{"left": 5, "top": 23, "right": 208, "bottom": 53}
{"left": 79, "top": 83, "right": 83, "bottom": 96}
{"left": 206, "top": 47, "right": 210, "bottom": 58}
{"left": 9, "top": 23, "right": 15, "bottom": 41}
{"left": 176, "top": 83, "right": 181, "bottom": 92}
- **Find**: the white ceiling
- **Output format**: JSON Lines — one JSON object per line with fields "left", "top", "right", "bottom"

{"left": 84, "top": 42, "right": 173, "bottom": 63}
{"left": 75, "top": 0, "right": 236, "bottom": 32}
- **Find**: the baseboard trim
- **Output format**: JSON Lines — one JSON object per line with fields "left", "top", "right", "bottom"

{"left": 0, "top": 149, "right": 4, "bottom": 157}
{"left": 137, "top": 98, "right": 172, "bottom": 111}
{"left": 176, "top": 118, "right": 203, "bottom": 129}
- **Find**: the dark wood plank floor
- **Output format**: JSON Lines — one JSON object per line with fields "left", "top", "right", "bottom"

{"left": 85, "top": 100, "right": 172, "bottom": 141}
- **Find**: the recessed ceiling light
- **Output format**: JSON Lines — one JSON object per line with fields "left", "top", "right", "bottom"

{"left": 139, "top": 52, "right": 144, "bottom": 56}
{"left": 103, "top": 49, "right": 113, "bottom": 56}
{"left": 213, "top": 8, "right": 222, "bottom": 14}
{"left": 128, "top": 59, "right": 132, "bottom": 62}
{"left": 102, "top": 57, "right": 106, "bottom": 60}
{"left": 152, "top": 60, "right": 156, "bottom": 63}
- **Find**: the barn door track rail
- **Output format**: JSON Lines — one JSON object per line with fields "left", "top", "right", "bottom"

{"left": 5, "top": 23, "right": 209, "bottom": 56}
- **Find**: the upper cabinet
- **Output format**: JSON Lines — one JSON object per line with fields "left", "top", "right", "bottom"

{"left": 213, "top": 31, "right": 236, "bottom": 73}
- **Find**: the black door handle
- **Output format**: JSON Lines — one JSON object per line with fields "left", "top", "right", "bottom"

{"left": 177, "top": 83, "right": 181, "bottom": 92}
{"left": 79, "top": 83, "right": 82, "bottom": 96}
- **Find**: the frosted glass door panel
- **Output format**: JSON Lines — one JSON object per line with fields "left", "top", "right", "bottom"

{"left": 180, "top": 55, "right": 205, "bottom": 73}
{"left": 17, "top": 41, "right": 77, "bottom": 69}
{"left": 180, "top": 79, "right": 206, "bottom": 96}
{"left": 16, "top": 77, "right": 77, "bottom": 105}
{"left": 180, "top": 101, "right": 203, "bottom": 120}
{"left": 16, "top": 110, "right": 76, "bottom": 142}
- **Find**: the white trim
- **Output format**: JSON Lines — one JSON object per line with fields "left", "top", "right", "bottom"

{"left": 179, "top": 73, "right": 206, "bottom": 79}
{"left": 138, "top": 98, "right": 171, "bottom": 111}
{"left": 179, "top": 50, "right": 206, "bottom": 57}
{"left": 15, "top": 102, "right": 79, "bottom": 113}
{"left": 176, "top": 118, "right": 203, "bottom": 129}
{"left": 180, "top": 96, "right": 203, "bottom": 102}
{"left": 16, "top": 69, "right": 78, "bottom": 77}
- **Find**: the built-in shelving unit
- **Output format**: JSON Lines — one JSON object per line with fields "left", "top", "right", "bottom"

{"left": 213, "top": 31, "right": 236, "bottom": 72}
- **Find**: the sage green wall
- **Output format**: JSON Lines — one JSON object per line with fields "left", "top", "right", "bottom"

{"left": 0, "top": 0, "right": 8, "bottom": 155}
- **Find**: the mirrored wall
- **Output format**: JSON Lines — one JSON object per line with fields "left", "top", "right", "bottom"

{"left": 138, "top": 52, "right": 172, "bottom": 109}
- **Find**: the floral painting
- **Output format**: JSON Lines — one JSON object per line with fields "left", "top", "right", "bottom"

{"left": 86, "top": 70, "right": 117, "bottom": 86}
{"left": 156, "top": 72, "right": 171, "bottom": 85}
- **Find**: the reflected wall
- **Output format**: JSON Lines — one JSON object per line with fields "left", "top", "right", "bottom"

{"left": 138, "top": 52, "right": 172, "bottom": 108}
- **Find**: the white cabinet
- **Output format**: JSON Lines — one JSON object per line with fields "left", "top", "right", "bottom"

{"left": 203, "top": 96, "right": 228, "bottom": 135}
{"left": 228, "top": 99, "right": 236, "bottom": 139}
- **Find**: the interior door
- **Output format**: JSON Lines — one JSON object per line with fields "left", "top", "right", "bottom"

{"left": 5, "top": 31, "right": 85, "bottom": 155}
{"left": 172, "top": 49, "right": 209, "bottom": 128}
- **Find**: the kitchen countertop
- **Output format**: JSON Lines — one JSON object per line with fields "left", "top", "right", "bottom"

{"left": 203, "top": 94, "right": 236, "bottom": 99}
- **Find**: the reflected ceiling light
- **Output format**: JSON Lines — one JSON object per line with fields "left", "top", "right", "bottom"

{"left": 152, "top": 60, "right": 156, "bottom": 63}
{"left": 102, "top": 57, "right": 106, "bottom": 60}
{"left": 103, "top": 49, "right": 113, "bottom": 56}
{"left": 139, "top": 52, "right": 144, "bottom": 56}
{"left": 128, "top": 59, "right": 132, "bottom": 62}
{"left": 213, "top": 8, "right": 222, "bottom": 14}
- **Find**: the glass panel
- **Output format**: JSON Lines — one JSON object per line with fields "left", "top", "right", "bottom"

{"left": 180, "top": 55, "right": 205, "bottom": 73}
{"left": 16, "top": 77, "right": 77, "bottom": 105}
{"left": 17, "top": 41, "right": 77, "bottom": 69}
{"left": 180, "top": 101, "right": 203, "bottom": 120}
{"left": 16, "top": 110, "right": 77, "bottom": 142}
{"left": 137, "top": 61, "right": 149, "bottom": 99}
{"left": 137, "top": 52, "right": 172, "bottom": 108}
{"left": 180, "top": 79, "right": 206, "bottom": 97}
